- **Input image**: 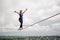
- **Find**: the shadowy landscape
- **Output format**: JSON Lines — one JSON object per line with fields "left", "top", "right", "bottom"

{"left": 0, "top": 36, "right": 60, "bottom": 40}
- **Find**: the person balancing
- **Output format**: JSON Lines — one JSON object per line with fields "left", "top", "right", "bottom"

{"left": 14, "top": 8, "right": 27, "bottom": 30}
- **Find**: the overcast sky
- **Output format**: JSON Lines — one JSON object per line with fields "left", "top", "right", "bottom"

{"left": 0, "top": 0, "right": 60, "bottom": 36}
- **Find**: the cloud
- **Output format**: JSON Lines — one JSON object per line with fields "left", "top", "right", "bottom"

{"left": 0, "top": 0, "right": 60, "bottom": 36}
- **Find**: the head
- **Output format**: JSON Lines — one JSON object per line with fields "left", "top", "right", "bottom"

{"left": 20, "top": 10, "right": 22, "bottom": 13}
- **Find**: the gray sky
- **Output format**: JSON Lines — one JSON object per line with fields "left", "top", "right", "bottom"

{"left": 0, "top": 0, "right": 60, "bottom": 36}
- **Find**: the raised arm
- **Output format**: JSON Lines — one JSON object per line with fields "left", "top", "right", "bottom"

{"left": 23, "top": 9, "right": 27, "bottom": 13}
{"left": 14, "top": 11, "right": 19, "bottom": 14}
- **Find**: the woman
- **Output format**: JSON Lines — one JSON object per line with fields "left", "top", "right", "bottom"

{"left": 14, "top": 9, "right": 27, "bottom": 30}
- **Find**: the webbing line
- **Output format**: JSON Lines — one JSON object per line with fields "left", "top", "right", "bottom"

{"left": 23, "top": 13, "right": 60, "bottom": 27}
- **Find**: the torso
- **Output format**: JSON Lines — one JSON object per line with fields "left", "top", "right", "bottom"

{"left": 19, "top": 13, "right": 23, "bottom": 18}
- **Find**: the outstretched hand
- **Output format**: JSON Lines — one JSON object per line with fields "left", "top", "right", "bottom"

{"left": 14, "top": 11, "right": 16, "bottom": 12}
{"left": 14, "top": 11, "right": 18, "bottom": 13}
{"left": 26, "top": 8, "right": 27, "bottom": 11}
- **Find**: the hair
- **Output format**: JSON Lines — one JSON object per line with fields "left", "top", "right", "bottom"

{"left": 20, "top": 10, "right": 22, "bottom": 13}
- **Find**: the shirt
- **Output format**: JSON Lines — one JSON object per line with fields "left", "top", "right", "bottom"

{"left": 19, "top": 13, "right": 23, "bottom": 18}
